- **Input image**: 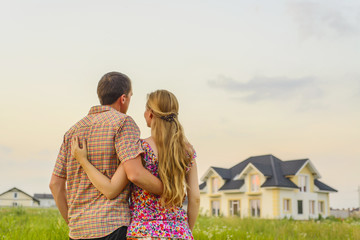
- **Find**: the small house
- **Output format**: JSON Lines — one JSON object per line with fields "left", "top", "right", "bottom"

{"left": 0, "top": 187, "right": 40, "bottom": 207}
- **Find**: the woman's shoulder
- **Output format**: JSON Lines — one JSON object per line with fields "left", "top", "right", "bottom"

{"left": 140, "top": 137, "right": 158, "bottom": 158}
{"left": 185, "top": 142, "right": 196, "bottom": 159}
{"left": 184, "top": 142, "right": 196, "bottom": 172}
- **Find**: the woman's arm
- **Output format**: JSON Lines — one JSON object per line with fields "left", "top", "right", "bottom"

{"left": 123, "top": 157, "right": 163, "bottom": 196}
{"left": 186, "top": 161, "right": 200, "bottom": 231}
{"left": 71, "top": 137, "right": 129, "bottom": 200}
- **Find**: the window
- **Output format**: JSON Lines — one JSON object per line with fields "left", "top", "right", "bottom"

{"left": 212, "top": 178, "right": 219, "bottom": 194}
{"left": 250, "top": 174, "right": 260, "bottom": 192}
{"left": 319, "top": 201, "right": 325, "bottom": 214}
{"left": 13, "top": 202, "right": 18, "bottom": 207}
{"left": 309, "top": 200, "right": 316, "bottom": 215}
{"left": 283, "top": 199, "right": 291, "bottom": 213}
{"left": 299, "top": 175, "right": 308, "bottom": 192}
{"left": 297, "top": 200, "right": 303, "bottom": 214}
{"left": 250, "top": 199, "right": 261, "bottom": 217}
{"left": 14, "top": 192, "right": 18, "bottom": 199}
{"left": 211, "top": 200, "right": 220, "bottom": 216}
{"left": 229, "top": 200, "right": 240, "bottom": 216}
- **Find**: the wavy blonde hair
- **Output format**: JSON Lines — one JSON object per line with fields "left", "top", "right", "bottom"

{"left": 146, "top": 90, "right": 193, "bottom": 207}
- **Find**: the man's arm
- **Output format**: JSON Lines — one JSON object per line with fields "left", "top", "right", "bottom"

{"left": 49, "top": 174, "right": 68, "bottom": 224}
{"left": 123, "top": 155, "right": 163, "bottom": 195}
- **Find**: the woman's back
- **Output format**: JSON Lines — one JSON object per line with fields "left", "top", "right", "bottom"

{"left": 127, "top": 139, "right": 195, "bottom": 239}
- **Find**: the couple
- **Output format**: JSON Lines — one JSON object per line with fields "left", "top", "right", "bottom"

{"left": 49, "top": 72, "right": 200, "bottom": 240}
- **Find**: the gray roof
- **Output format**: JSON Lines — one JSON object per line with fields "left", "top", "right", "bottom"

{"left": 199, "top": 154, "right": 336, "bottom": 192}
{"left": 281, "top": 159, "right": 308, "bottom": 176}
{"left": 211, "top": 167, "right": 232, "bottom": 180}
{"left": 199, "top": 182, "right": 207, "bottom": 190}
{"left": 262, "top": 177, "right": 299, "bottom": 188}
{"left": 314, "top": 179, "right": 337, "bottom": 192}
{"left": 219, "top": 180, "right": 244, "bottom": 191}
{"left": 34, "top": 194, "right": 54, "bottom": 199}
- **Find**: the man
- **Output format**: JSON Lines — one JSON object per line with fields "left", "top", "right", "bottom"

{"left": 50, "top": 72, "right": 163, "bottom": 240}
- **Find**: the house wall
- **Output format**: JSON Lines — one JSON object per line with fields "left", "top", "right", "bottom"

{"left": 279, "top": 189, "right": 296, "bottom": 219}
{"left": 290, "top": 164, "right": 315, "bottom": 193}
{"left": 200, "top": 173, "right": 225, "bottom": 216}
{"left": 245, "top": 167, "right": 274, "bottom": 218}
{"left": 0, "top": 190, "right": 39, "bottom": 207}
{"left": 318, "top": 192, "right": 329, "bottom": 217}
{"left": 39, "top": 199, "right": 56, "bottom": 208}
{"left": 222, "top": 193, "right": 241, "bottom": 217}
{"left": 199, "top": 193, "right": 210, "bottom": 215}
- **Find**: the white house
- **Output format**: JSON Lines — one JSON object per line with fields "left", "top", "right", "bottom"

{"left": 34, "top": 193, "right": 56, "bottom": 207}
{"left": 199, "top": 154, "right": 337, "bottom": 220}
{"left": 0, "top": 187, "right": 40, "bottom": 207}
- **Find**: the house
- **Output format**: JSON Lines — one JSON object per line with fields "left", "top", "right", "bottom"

{"left": 33, "top": 193, "right": 56, "bottom": 207}
{"left": 0, "top": 187, "right": 40, "bottom": 207}
{"left": 199, "top": 154, "right": 337, "bottom": 220}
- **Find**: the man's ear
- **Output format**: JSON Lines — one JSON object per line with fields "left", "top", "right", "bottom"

{"left": 120, "top": 94, "right": 126, "bottom": 104}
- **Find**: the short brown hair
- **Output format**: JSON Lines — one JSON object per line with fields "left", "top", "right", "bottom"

{"left": 97, "top": 72, "right": 132, "bottom": 105}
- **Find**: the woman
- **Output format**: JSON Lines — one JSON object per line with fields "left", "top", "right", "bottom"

{"left": 71, "top": 89, "right": 200, "bottom": 239}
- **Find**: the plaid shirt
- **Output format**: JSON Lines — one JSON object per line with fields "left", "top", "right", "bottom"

{"left": 53, "top": 105, "right": 144, "bottom": 239}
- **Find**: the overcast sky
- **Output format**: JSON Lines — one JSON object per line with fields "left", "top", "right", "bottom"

{"left": 0, "top": 0, "right": 359, "bottom": 209}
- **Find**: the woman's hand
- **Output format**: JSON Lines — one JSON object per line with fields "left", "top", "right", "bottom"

{"left": 71, "top": 137, "right": 88, "bottom": 165}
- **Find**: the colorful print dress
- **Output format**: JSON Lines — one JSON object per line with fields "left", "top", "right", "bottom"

{"left": 126, "top": 139, "right": 196, "bottom": 240}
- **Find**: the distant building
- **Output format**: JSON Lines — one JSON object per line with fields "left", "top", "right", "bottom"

{"left": 350, "top": 208, "right": 360, "bottom": 218}
{"left": 0, "top": 187, "right": 40, "bottom": 207}
{"left": 330, "top": 208, "right": 350, "bottom": 219}
{"left": 34, "top": 193, "right": 56, "bottom": 207}
{"left": 199, "top": 154, "right": 337, "bottom": 220}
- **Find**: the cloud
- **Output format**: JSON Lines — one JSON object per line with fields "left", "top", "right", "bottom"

{"left": 288, "top": 1, "right": 360, "bottom": 38}
{"left": 208, "top": 75, "right": 323, "bottom": 103}
{"left": 0, "top": 144, "right": 12, "bottom": 157}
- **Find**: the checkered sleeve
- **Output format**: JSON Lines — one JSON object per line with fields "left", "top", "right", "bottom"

{"left": 115, "top": 116, "right": 144, "bottom": 163}
{"left": 53, "top": 136, "right": 68, "bottom": 179}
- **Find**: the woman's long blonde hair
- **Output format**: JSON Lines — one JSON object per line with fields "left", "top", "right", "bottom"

{"left": 146, "top": 90, "right": 193, "bottom": 207}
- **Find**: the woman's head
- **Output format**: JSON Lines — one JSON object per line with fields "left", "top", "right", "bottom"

{"left": 144, "top": 90, "right": 179, "bottom": 128}
{"left": 145, "top": 90, "right": 193, "bottom": 207}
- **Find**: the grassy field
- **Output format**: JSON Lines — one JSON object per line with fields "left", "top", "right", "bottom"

{"left": 0, "top": 207, "right": 359, "bottom": 240}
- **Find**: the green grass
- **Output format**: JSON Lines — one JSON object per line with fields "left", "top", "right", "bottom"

{"left": 0, "top": 207, "right": 68, "bottom": 240}
{"left": 193, "top": 215, "right": 360, "bottom": 240}
{"left": 1, "top": 207, "right": 359, "bottom": 239}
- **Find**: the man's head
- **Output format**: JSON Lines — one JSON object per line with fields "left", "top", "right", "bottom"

{"left": 97, "top": 72, "right": 132, "bottom": 113}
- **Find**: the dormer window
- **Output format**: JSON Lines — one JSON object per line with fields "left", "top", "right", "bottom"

{"left": 299, "top": 175, "right": 309, "bottom": 192}
{"left": 211, "top": 177, "right": 219, "bottom": 193}
{"left": 250, "top": 174, "right": 260, "bottom": 192}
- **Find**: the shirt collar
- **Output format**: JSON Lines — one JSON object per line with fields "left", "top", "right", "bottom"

{"left": 88, "top": 105, "right": 116, "bottom": 115}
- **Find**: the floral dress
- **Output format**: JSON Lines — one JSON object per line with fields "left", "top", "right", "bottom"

{"left": 126, "top": 139, "right": 196, "bottom": 240}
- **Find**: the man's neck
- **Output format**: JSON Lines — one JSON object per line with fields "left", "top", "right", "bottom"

{"left": 108, "top": 103, "right": 120, "bottom": 112}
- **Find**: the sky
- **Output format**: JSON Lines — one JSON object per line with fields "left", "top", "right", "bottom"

{"left": 0, "top": 0, "right": 359, "bottom": 209}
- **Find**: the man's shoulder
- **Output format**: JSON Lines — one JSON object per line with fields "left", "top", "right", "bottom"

{"left": 99, "top": 110, "right": 133, "bottom": 126}
{"left": 63, "top": 110, "right": 136, "bottom": 138}
{"left": 63, "top": 116, "right": 88, "bottom": 139}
